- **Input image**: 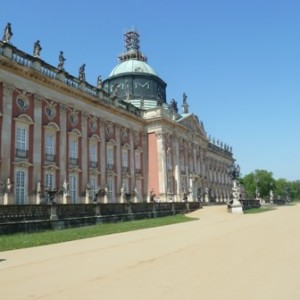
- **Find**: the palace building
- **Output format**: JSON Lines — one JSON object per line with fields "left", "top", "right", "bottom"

{"left": 0, "top": 26, "right": 234, "bottom": 205}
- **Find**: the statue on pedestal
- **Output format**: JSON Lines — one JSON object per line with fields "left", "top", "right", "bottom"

{"left": 62, "top": 179, "right": 69, "bottom": 204}
{"left": 97, "top": 75, "right": 103, "bottom": 89}
{"left": 58, "top": 51, "right": 66, "bottom": 70}
{"left": 36, "top": 181, "right": 42, "bottom": 204}
{"left": 3, "top": 178, "right": 12, "bottom": 205}
{"left": 228, "top": 164, "right": 243, "bottom": 214}
{"left": 2, "top": 22, "right": 13, "bottom": 43}
{"left": 78, "top": 64, "right": 86, "bottom": 81}
{"left": 33, "top": 40, "right": 42, "bottom": 58}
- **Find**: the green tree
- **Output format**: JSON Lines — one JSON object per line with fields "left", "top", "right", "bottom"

{"left": 242, "top": 169, "right": 275, "bottom": 199}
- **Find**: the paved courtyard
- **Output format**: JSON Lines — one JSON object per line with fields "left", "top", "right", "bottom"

{"left": 1, "top": 204, "right": 300, "bottom": 300}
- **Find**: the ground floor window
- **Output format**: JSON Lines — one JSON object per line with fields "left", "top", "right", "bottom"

{"left": 107, "top": 177, "right": 114, "bottom": 202}
{"left": 15, "top": 169, "right": 26, "bottom": 204}
{"left": 69, "top": 174, "right": 78, "bottom": 203}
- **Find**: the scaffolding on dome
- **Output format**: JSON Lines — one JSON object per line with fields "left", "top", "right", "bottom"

{"left": 119, "top": 30, "right": 147, "bottom": 62}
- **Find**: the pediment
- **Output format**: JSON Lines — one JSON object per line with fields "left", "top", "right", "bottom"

{"left": 177, "top": 113, "right": 206, "bottom": 137}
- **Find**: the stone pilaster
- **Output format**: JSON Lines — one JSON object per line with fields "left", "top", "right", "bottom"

{"left": 99, "top": 120, "right": 106, "bottom": 187}
{"left": 156, "top": 132, "right": 167, "bottom": 201}
{"left": 1, "top": 83, "right": 14, "bottom": 184}
{"left": 173, "top": 137, "right": 180, "bottom": 202}
{"left": 59, "top": 104, "right": 67, "bottom": 188}
{"left": 81, "top": 112, "right": 88, "bottom": 192}
{"left": 129, "top": 128, "right": 135, "bottom": 189}
{"left": 33, "top": 96, "right": 43, "bottom": 193}
{"left": 115, "top": 124, "right": 121, "bottom": 201}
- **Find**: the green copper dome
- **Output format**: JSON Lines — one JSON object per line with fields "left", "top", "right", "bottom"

{"left": 109, "top": 58, "right": 157, "bottom": 77}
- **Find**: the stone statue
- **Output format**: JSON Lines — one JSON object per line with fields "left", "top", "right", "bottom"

{"left": 6, "top": 178, "right": 12, "bottom": 193}
{"left": 37, "top": 181, "right": 42, "bottom": 194}
{"left": 269, "top": 189, "right": 274, "bottom": 203}
{"left": 97, "top": 75, "right": 102, "bottom": 89}
{"left": 78, "top": 64, "right": 86, "bottom": 81}
{"left": 2, "top": 22, "right": 13, "bottom": 43}
{"left": 150, "top": 189, "right": 156, "bottom": 202}
{"left": 169, "top": 99, "right": 178, "bottom": 113}
{"left": 63, "top": 180, "right": 68, "bottom": 195}
{"left": 36, "top": 181, "right": 42, "bottom": 204}
{"left": 140, "top": 97, "right": 144, "bottom": 109}
{"left": 112, "top": 83, "right": 120, "bottom": 97}
{"left": 120, "top": 182, "right": 125, "bottom": 197}
{"left": 33, "top": 40, "right": 42, "bottom": 57}
{"left": 58, "top": 51, "right": 66, "bottom": 70}
{"left": 183, "top": 92, "right": 187, "bottom": 103}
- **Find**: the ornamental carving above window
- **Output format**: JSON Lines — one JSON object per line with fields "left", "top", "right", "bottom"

{"left": 16, "top": 98, "right": 29, "bottom": 111}
{"left": 45, "top": 106, "right": 56, "bottom": 120}
{"left": 68, "top": 109, "right": 79, "bottom": 127}
{"left": 89, "top": 116, "right": 98, "bottom": 132}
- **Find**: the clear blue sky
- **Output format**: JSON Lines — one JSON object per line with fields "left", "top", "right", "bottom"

{"left": 1, "top": 0, "right": 299, "bottom": 181}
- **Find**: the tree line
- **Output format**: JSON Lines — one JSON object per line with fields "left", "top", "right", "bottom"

{"left": 240, "top": 170, "right": 300, "bottom": 201}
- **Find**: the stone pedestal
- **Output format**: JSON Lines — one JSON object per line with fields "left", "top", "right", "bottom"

{"left": 228, "top": 202, "right": 243, "bottom": 214}
{"left": 50, "top": 204, "right": 58, "bottom": 220}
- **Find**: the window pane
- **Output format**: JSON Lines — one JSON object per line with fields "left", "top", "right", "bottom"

{"left": 122, "top": 149, "right": 128, "bottom": 167}
{"left": 16, "top": 127, "right": 27, "bottom": 150}
{"left": 15, "top": 170, "right": 26, "bottom": 204}
{"left": 45, "top": 134, "right": 55, "bottom": 155}
{"left": 107, "top": 147, "right": 114, "bottom": 165}
{"left": 69, "top": 175, "right": 77, "bottom": 203}
{"left": 90, "top": 144, "right": 97, "bottom": 162}
{"left": 69, "top": 140, "right": 78, "bottom": 158}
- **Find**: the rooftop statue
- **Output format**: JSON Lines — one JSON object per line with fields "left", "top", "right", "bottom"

{"left": 183, "top": 92, "right": 187, "bottom": 103}
{"left": 33, "top": 40, "right": 42, "bottom": 57}
{"left": 97, "top": 75, "right": 102, "bottom": 89}
{"left": 58, "top": 51, "right": 66, "bottom": 70}
{"left": 79, "top": 64, "right": 86, "bottom": 81}
{"left": 2, "top": 22, "right": 13, "bottom": 43}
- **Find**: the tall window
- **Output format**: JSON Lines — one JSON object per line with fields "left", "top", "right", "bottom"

{"left": 69, "top": 139, "right": 77, "bottom": 158}
{"left": 45, "top": 172, "right": 55, "bottom": 190}
{"left": 167, "top": 152, "right": 172, "bottom": 171}
{"left": 89, "top": 176, "right": 97, "bottom": 200}
{"left": 180, "top": 154, "right": 185, "bottom": 172}
{"left": 107, "top": 177, "right": 114, "bottom": 202}
{"left": 135, "top": 178, "right": 141, "bottom": 199}
{"left": 123, "top": 177, "right": 129, "bottom": 193}
{"left": 122, "top": 148, "right": 128, "bottom": 172}
{"left": 135, "top": 151, "right": 141, "bottom": 171}
{"left": 16, "top": 126, "right": 27, "bottom": 157}
{"left": 69, "top": 139, "right": 78, "bottom": 165}
{"left": 15, "top": 170, "right": 26, "bottom": 204}
{"left": 69, "top": 175, "right": 78, "bottom": 203}
{"left": 45, "top": 133, "right": 55, "bottom": 161}
{"left": 89, "top": 143, "right": 97, "bottom": 167}
{"left": 107, "top": 146, "right": 114, "bottom": 169}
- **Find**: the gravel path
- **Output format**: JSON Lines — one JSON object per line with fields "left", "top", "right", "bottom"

{"left": 1, "top": 204, "right": 300, "bottom": 300}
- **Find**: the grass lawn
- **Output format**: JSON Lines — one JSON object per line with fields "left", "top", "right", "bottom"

{"left": 0, "top": 215, "right": 198, "bottom": 252}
